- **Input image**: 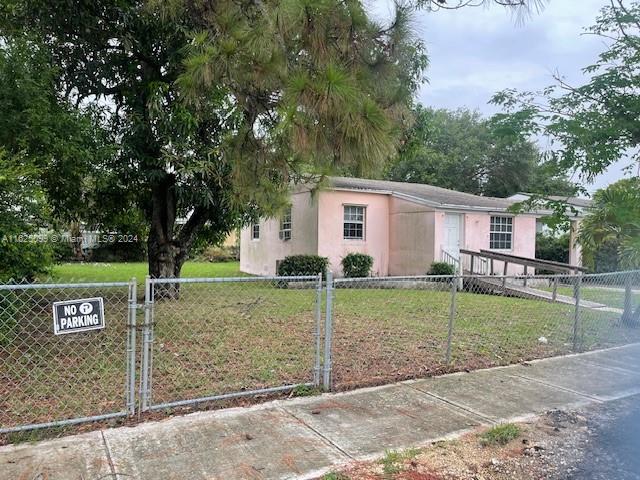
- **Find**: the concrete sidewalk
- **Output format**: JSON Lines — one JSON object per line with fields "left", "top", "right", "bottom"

{"left": 2, "top": 344, "right": 640, "bottom": 480}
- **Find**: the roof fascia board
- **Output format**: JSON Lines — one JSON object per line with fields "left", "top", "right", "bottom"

{"left": 329, "top": 186, "right": 577, "bottom": 218}
{"left": 392, "top": 192, "right": 544, "bottom": 215}
{"left": 331, "top": 187, "right": 393, "bottom": 195}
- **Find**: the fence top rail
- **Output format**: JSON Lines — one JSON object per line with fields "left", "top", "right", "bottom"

{"left": 0, "top": 280, "right": 131, "bottom": 290}
{"left": 335, "top": 273, "right": 626, "bottom": 283}
{"left": 581, "top": 269, "right": 640, "bottom": 278}
{"left": 150, "top": 274, "right": 320, "bottom": 285}
{"left": 335, "top": 274, "right": 455, "bottom": 283}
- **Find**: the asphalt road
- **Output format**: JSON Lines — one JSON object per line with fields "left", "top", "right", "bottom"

{"left": 569, "top": 395, "right": 640, "bottom": 480}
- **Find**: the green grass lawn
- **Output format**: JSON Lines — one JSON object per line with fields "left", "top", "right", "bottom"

{"left": 3, "top": 263, "right": 640, "bottom": 431}
{"left": 538, "top": 284, "right": 640, "bottom": 310}
{"left": 47, "top": 261, "right": 245, "bottom": 283}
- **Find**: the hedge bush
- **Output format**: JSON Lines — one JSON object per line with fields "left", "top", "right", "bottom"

{"left": 277, "top": 255, "right": 329, "bottom": 278}
{"left": 341, "top": 253, "right": 373, "bottom": 278}
{"left": 428, "top": 261, "right": 456, "bottom": 276}
{"left": 197, "top": 245, "right": 238, "bottom": 262}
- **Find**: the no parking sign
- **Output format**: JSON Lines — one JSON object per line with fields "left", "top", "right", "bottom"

{"left": 52, "top": 297, "right": 105, "bottom": 335}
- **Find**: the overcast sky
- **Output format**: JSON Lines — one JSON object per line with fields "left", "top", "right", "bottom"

{"left": 368, "top": 0, "right": 632, "bottom": 194}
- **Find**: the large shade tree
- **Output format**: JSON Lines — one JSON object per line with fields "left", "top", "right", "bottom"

{"left": 0, "top": 0, "right": 427, "bottom": 279}
{"left": 385, "top": 105, "right": 575, "bottom": 197}
{"left": 492, "top": 0, "right": 640, "bottom": 199}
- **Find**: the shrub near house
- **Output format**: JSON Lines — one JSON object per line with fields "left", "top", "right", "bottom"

{"left": 341, "top": 253, "right": 374, "bottom": 278}
{"left": 428, "top": 262, "right": 456, "bottom": 276}
{"left": 277, "top": 255, "right": 329, "bottom": 278}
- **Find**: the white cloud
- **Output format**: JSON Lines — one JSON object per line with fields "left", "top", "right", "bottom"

{"left": 366, "top": 0, "right": 627, "bottom": 190}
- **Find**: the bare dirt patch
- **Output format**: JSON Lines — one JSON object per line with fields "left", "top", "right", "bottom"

{"left": 320, "top": 401, "right": 638, "bottom": 480}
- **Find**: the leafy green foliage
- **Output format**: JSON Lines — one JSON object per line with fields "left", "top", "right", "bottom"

{"left": 535, "top": 232, "right": 570, "bottom": 264}
{"left": 0, "top": 151, "right": 53, "bottom": 281}
{"left": 385, "top": 105, "right": 574, "bottom": 197}
{"left": 1, "top": 0, "right": 427, "bottom": 279}
{"left": 578, "top": 178, "right": 640, "bottom": 270}
{"left": 593, "top": 239, "right": 622, "bottom": 274}
{"left": 90, "top": 242, "right": 147, "bottom": 263}
{"left": 277, "top": 255, "right": 329, "bottom": 278}
{"left": 492, "top": 1, "right": 640, "bottom": 198}
{"left": 341, "top": 253, "right": 374, "bottom": 278}
{"left": 428, "top": 262, "right": 456, "bottom": 276}
{"left": 0, "top": 39, "right": 112, "bottom": 280}
{"left": 480, "top": 423, "right": 521, "bottom": 446}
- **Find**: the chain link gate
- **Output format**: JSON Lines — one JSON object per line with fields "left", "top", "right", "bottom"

{"left": 0, "top": 280, "right": 137, "bottom": 434}
{"left": 138, "top": 274, "right": 323, "bottom": 412}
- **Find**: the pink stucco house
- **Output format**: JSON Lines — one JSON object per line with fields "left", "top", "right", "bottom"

{"left": 240, "top": 177, "right": 583, "bottom": 277}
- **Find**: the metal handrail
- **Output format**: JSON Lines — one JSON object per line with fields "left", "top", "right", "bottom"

{"left": 441, "top": 249, "right": 461, "bottom": 274}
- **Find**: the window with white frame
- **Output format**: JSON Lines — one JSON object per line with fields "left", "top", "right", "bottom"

{"left": 279, "top": 207, "right": 292, "bottom": 241}
{"left": 251, "top": 222, "right": 260, "bottom": 240}
{"left": 343, "top": 205, "right": 365, "bottom": 240}
{"left": 490, "top": 216, "right": 513, "bottom": 250}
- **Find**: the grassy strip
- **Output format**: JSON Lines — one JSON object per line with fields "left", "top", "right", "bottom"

{"left": 44, "top": 261, "right": 245, "bottom": 283}
{"left": 538, "top": 285, "right": 640, "bottom": 310}
{"left": 480, "top": 423, "right": 521, "bottom": 446}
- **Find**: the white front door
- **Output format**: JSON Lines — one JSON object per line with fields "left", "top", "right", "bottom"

{"left": 444, "top": 213, "right": 462, "bottom": 259}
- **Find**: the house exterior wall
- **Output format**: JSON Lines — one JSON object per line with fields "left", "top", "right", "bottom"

{"left": 459, "top": 212, "right": 537, "bottom": 275}
{"left": 388, "top": 197, "right": 437, "bottom": 276}
{"left": 239, "top": 190, "right": 318, "bottom": 275}
{"left": 317, "top": 190, "right": 390, "bottom": 276}
{"left": 240, "top": 188, "right": 542, "bottom": 277}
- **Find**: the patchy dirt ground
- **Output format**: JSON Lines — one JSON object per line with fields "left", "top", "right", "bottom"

{"left": 322, "top": 395, "right": 640, "bottom": 480}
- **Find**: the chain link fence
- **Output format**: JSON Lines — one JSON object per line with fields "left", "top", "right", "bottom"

{"left": 1, "top": 270, "right": 639, "bottom": 436}
{"left": 0, "top": 280, "right": 135, "bottom": 435}
{"left": 140, "top": 275, "right": 323, "bottom": 411}
{"left": 329, "top": 275, "right": 452, "bottom": 390}
{"left": 327, "top": 270, "right": 640, "bottom": 390}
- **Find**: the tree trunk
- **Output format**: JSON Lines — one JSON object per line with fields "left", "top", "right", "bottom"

{"left": 147, "top": 173, "right": 181, "bottom": 299}
{"left": 69, "top": 221, "right": 84, "bottom": 260}
{"left": 146, "top": 172, "right": 208, "bottom": 299}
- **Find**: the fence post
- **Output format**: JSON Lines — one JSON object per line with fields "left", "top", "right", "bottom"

{"left": 552, "top": 276, "right": 558, "bottom": 302}
{"left": 446, "top": 275, "right": 458, "bottom": 364}
{"left": 502, "top": 262, "right": 508, "bottom": 288}
{"left": 623, "top": 273, "right": 633, "bottom": 325}
{"left": 313, "top": 272, "right": 323, "bottom": 387}
{"left": 323, "top": 271, "right": 334, "bottom": 391}
{"left": 572, "top": 273, "right": 582, "bottom": 352}
{"left": 126, "top": 278, "right": 137, "bottom": 416}
{"left": 140, "top": 276, "right": 153, "bottom": 412}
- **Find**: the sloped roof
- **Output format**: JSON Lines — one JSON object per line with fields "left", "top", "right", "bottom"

{"left": 329, "top": 177, "right": 517, "bottom": 211}
{"left": 547, "top": 195, "right": 592, "bottom": 208}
